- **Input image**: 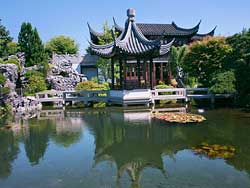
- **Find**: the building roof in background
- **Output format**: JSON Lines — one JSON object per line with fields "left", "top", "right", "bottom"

{"left": 51, "top": 54, "right": 98, "bottom": 66}
{"left": 88, "top": 17, "right": 216, "bottom": 44}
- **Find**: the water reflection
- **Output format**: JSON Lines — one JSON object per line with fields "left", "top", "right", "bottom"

{"left": 52, "top": 118, "right": 83, "bottom": 147}
{"left": 84, "top": 109, "right": 250, "bottom": 187}
{"left": 0, "top": 108, "right": 250, "bottom": 188}
{"left": 0, "top": 130, "right": 19, "bottom": 179}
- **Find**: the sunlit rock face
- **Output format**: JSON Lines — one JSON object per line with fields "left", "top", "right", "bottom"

{"left": 47, "top": 54, "right": 86, "bottom": 91}
{"left": 0, "top": 63, "right": 18, "bottom": 87}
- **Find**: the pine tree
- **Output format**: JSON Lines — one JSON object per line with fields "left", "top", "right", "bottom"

{"left": 18, "top": 22, "right": 47, "bottom": 68}
{"left": 0, "top": 19, "right": 13, "bottom": 58}
{"left": 30, "top": 28, "right": 46, "bottom": 66}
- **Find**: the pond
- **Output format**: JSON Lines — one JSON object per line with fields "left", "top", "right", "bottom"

{"left": 0, "top": 108, "right": 250, "bottom": 188}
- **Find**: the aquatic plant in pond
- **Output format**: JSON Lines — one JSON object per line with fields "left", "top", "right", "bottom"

{"left": 153, "top": 112, "right": 206, "bottom": 123}
{"left": 192, "top": 143, "right": 235, "bottom": 159}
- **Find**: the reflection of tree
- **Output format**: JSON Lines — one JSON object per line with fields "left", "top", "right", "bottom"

{"left": 0, "top": 130, "right": 19, "bottom": 179}
{"left": 24, "top": 119, "right": 54, "bottom": 165}
{"left": 52, "top": 118, "right": 83, "bottom": 148}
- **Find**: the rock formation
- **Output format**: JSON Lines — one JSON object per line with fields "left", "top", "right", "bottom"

{"left": 47, "top": 54, "right": 87, "bottom": 91}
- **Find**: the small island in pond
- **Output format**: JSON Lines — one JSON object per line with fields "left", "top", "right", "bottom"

{"left": 152, "top": 112, "right": 206, "bottom": 123}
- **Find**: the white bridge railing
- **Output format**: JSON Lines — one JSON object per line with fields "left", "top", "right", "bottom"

{"left": 35, "top": 88, "right": 233, "bottom": 107}
{"left": 63, "top": 90, "right": 109, "bottom": 104}
{"left": 151, "top": 88, "right": 186, "bottom": 103}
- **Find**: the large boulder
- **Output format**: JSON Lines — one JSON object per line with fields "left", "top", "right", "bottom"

{"left": 0, "top": 63, "right": 18, "bottom": 83}
{"left": 47, "top": 76, "right": 79, "bottom": 91}
{"left": 48, "top": 54, "right": 87, "bottom": 91}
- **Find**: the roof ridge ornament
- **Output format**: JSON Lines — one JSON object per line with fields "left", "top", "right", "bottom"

{"left": 127, "top": 8, "right": 136, "bottom": 21}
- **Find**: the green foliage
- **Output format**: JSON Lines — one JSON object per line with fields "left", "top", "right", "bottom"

{"left": 0, "top": 19, "right": 13, "bottom": 58}
{"left": 24, "top": 73, "right": 47, "bottom": 95}
{"left": 0, "top": 73, "right": 6, "bottom": 85}
{"left": 6, "top": 42, "right": 19, "bottom": 55}
{"left": 24, "top": 70, "right": 44, "bottom": 80}
{"left": 45, "top": 35, "right": 79, "bottom": 56}
{"left": 97, "top": 57, "right": 110, "bottom": 82}
{"left": 0, "top": 87, "right": 10, "bottom": 96}
{"left": 226, "top": 29, "right": 250, "bottom": 107}
{"left": 18, "top": 22, "right": 47, "bottom": 68}
{"left": 155, "top": 83, "right": 173, "bottom": 89}
{"left": 75, "top": 80, "right": 109, "bottom": 91}
{"left": 3, "top": 58, "right": 21, "bottom": 71}
{"left": 209, "top": 71, "right": 236, "bottom": 94}
{"left": 185, "top": 76, "right": 198, "bottom": 88}
{"left": 93, "top": 102, "right": 106, "bottom": 108}
{"left": 0, "top": 73, "right": 10, "bottom": 96}
{"left": 169, "top": 46, "right": 187, "bottom": 77}
{"left": 91, "top": 76, "right": 99, "bottom": 83}
{"left": 183, "top": 37, "right": 232, "bottom": 87}
{"left": 95, "top": 22, "right": 119, "bottom": 82}
{"left": 97, "top": 21, "right": 114, "bottom": 45}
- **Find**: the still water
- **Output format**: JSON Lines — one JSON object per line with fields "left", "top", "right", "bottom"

{"left": 0, "top": 108, "right": 250, "bottom": 188}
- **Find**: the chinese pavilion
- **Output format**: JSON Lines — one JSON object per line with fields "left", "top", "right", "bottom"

{"left": 88, "top": 9, "right": 216, "bottom": 89}
{"left": 88, "top": 8, "right": 215, "bottom": 105}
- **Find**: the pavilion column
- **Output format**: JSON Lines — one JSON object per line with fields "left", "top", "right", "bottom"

{"left": 153, "top": 62, "right": 156, "bottom": 87}
{"left": 137, "top": 58, "right": 141, "bottom": 88}
{"left": 143, "top": 60, "right": 147, "bottom": 89}
{"left": 123, "top": 58, "right": 127, "bottom": 90}
{"left": 160, "top": 63, "right": 163, "bottom": 82}
{"left": 111, "top": 57, "right": 115, "bottom": 89}
{"left": 150, "top": 58, "right": 153, "bottom": 90}
{"left": 119, "top": 58, "right": 123, "bottom": 89}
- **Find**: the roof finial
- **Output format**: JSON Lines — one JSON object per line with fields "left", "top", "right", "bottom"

{"left": 127, "top": 8, "right": 136, "bottom": 20}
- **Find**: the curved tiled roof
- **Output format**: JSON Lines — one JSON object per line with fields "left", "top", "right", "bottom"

{"left": 191, "top": 26, "right": 217, "bottom": 40}
{"left": 89, "top": 9, "right": 174, "bottom": 58}
{"left": 113, "top": 19, "right": 200, "bottom": 36}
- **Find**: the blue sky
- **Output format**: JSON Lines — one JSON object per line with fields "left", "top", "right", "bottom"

{"left": 1, "top": 0, "right": 250, "bottom": 53}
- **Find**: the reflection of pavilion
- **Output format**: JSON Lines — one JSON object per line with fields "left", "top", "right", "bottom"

{"left": 94, "top": 139, "right": 166, "bottom": 187}
{"left": 88, "top": 113, "right": 191, "bottom": 188}
{"left": 110, "top": 107, "right": 186, "bottom": 124}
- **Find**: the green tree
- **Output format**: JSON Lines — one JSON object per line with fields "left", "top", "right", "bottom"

{"left": 169, "top": 46, "right": 187, "bottom": 78}
{"left": 18, "top": 22, "right": 33, "bottom": 63}
{"left": 209, "top": 71, "right": 236, "bottom": 94}
{"left": 183, "top": 37, "right": 232, "bottom": 87}
{"left": 6, "top": 42, "right": 19, "bottom": 56}
{"left": 18, "top": 22, "right": 47, "bottom": 69}
{"left": 227, "top": 29, "right": 250, "bottom": 107}
{"left": 0, "top": 19, "right": 13, "bottom": 58}
{"left": 90, "top": 21, "right": 119, "bottom": 82}
{"left": 45, "top": 35, "right": 79, "bottom": 56}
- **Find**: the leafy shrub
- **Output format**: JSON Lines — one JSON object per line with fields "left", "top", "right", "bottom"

{"left": 24, "top": 70, "right": 44, "bottom": 80}
{"left": 93, "top": 102, "right": 106, "bottom": 108}
{"left": 24, "top": 75, "right": 47, "bottom": 96}
{"left": 155, "top": 83, "right": 175, "bottom": 105}
{"left": 3, "top": 58, "right": 21, "bottom": 71}
{"left": 209, "top": 71, "right": 236, "bottom": 94}
{"left": 155, "top": 84, "right": 173, "bottom": 89}
{"left": 0, "top": 87, "right": 10, "bottom": 95}
{"left": 75, "top": 80, "right": 109, "bottom": 91}
{"left": 0, "top": 73, "right": 6, "bottom": 85}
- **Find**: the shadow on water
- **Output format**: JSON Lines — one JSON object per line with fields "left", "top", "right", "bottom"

{"left": 0, "top": 107, "right": 250, "bottom": 188}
